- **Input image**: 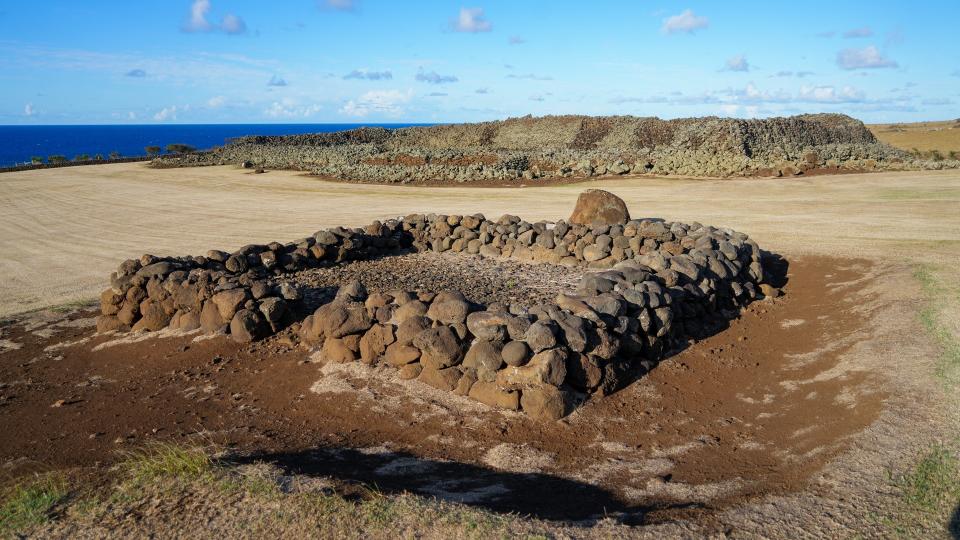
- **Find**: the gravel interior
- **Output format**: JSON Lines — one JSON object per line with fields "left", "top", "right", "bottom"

{"left": 286, "top": 251, "right": 584, "bottom": 310}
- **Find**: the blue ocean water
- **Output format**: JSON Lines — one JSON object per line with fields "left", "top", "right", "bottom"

{"left": 0, "top": 124, "right": 430, "bottom": 168}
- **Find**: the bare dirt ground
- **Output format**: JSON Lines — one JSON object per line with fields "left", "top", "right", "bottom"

{"left": 870, "top": 119, "right": 960, "bottom": 156}
{"left": 1, "top": 163, "right": 960, "bottom": 537}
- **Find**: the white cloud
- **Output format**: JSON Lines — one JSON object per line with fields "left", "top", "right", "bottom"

{"left": 339, "top": 89, "right": 412, "bottom": 117}
{"left": 836, "top": 46, "right": 898, "bottom": 70}
{"left": 452, "top": 7, "right": 492, "bottom": 33}
{"left": 842, "top": 26, "right": 872, "bottom": 38}
{"left": 267, "top": 75, "right": 288, "bottom": 87}
{"left": 797, "top": 85, "right": 865, "bottom": 103}
{"left": 183, "top": 0, "right": 213, "bottom": 32}
{"left": 264, "top": 99, "right": 322, "bottom": 118}
{"left": 127, "top": 111, "right": 137, "bottom": 120}
{"left": 724, "top": 55, "right": 749, "bottom": 72}
{"left": 183, "top": 0, "right": 246, "bottom": 35}
{"left": 207, "top": 95, "right": 226, "bottom": 107}
{"left": 416, "top": 69, "right": 458, "bottom": 84}
{"left": 662, "top": 9, "right": 708, "bottom": 34}
{"left": 24, "top": 103, "right": 34, "bottom": 116}
{"left": 343, "top": 69, "right": 393, "bottom": 80}
{"left": 153, "top": 105, "right": 179, "bottom": 121}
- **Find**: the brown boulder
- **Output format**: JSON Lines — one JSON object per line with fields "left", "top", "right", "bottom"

{"left": 359, "top": 324, "right": 396, "bottom": 365}
{"left": 468, "top": 381, "right": 519, "bottom": 410}
{"left": 496, "top": 348, "right": 568, "bottom": 389}
{"left": 568, "top": 189, "right": 630, "bottom": 226}
{"left": 413, "top": 326, "right": 464, "bottom": 370}
{"left": 521, "top": 385, "right": 572, "bottom": 421}
{"left": 212, "top": 288, "right": 249, "bottom": 321}
{"left": 230, "top": 309, "right": 268, "bottom": 343}
{"left": 384, "top": 343, "right": 421, "bottom": 366}
{"left": 418, "top": 366, "right": 462, "bottom": 391}
{"left": 320, "top": 337, "right": 356, "bottom": 364}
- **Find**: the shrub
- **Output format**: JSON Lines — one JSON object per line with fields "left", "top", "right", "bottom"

{"left": 93, "top": 154, "right": 104, "bottom": 161}
{"left": 145, "top": 146, "right": 161, "bottom": 156}
{"left": 949, "top": 151, "right": 958, "bottom": 161}
{"left": 109, "top": 151, "right": 121, "bottom": 160}
{"left": 165, "top": 143, "right": 197, "bottom": 154}
{"left": 48, "top": 155, "right": 68, "bottom": 164}
{"left": 930, "top": 150, "right": 944, "bottom": 162}
{"left": 30, "top": 156, "right": 43, "bottom": 164}
{"left": 74, "top": 154, "right": 90, "bottom": 161}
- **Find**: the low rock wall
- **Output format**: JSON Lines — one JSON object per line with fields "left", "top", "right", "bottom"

{"left": 97, "top": 193, "right": 776, "bottom": 420}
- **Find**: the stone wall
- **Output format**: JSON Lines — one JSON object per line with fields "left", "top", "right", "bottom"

{"left": 152, "top": 113, "right": 957, "bottom": 181}
{"left": 97, "top": 190, "right": 776, "bottom": 420}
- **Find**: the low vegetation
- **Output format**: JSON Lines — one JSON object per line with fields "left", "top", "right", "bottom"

{"left": 913, "top": 265, "right": 960, "bottom": 386}
{"left": 0, "top": 442, "right": 553, "bottom": 538}
{"left": 886, "top": 443, "right": 960, "bottom": 536}
{"left": 869, "top": 120, "right": 960, "bottom": 157}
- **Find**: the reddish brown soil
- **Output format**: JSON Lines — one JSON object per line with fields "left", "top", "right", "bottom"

{"left": 0, "top": 256, "right": 883, "bottom": 526}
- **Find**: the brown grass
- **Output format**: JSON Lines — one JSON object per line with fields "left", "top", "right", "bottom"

{"left": 869, "top": 119, "right": 960, "bottom": 157}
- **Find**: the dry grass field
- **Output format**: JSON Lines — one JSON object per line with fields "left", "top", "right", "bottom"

{"left": 1, "top": 162, "right": 959, "bottom": 537}
{"left": 869, "top": 119, "right": 960, "bottom": 157}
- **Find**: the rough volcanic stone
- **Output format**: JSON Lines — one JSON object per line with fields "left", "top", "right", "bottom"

{"left": 413, "top": 326, "right": 463, "bottom": 370}
{"left": 212, "top": 289, "right": 249, "bottom": 321}
{"left": 230, "top": 309, "right": 268, "bottom": 343}
{"left": 359, "top": 324, "right": 395, "bottom": 365}
{"left": 469, "top": 381, "right": 519, "bottom": 410}
{"left": 501, "top": 340, "right": 530, "bottom": 367}
{"left": 496, "top": 348, "right": 568, "bottom": 388}
{"left": 385, "top": 342, "right": 421, "bottom": 366}
{"left": 521, "top": 385, "right": 571, "bottom": 421}
{"left": 524, "top": 320, "right": 558, "bottom": 352}
{"left": 418, "top": 366, "right": 462, "bottom": 391}
{"left": 568, "top": 189, "right": 630, "bottom": 226}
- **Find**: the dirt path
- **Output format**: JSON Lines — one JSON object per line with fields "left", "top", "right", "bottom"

{"left": 1, "top": 164, "right": 959, "bottom": 316}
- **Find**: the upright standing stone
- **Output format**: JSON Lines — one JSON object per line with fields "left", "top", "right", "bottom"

{"left": 568, "top": 189, "right": 631, "bottom": 226}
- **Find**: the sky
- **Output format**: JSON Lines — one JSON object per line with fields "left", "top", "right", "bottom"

{"left": 0, "top": 0, "right": 957, "bottom": 125}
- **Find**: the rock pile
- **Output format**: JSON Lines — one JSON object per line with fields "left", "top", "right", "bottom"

{"left": 98, "top": 190, "right": 777, "bottom": 420}
{"left": 153, "top": 113, "right": 957, "bottom": 182}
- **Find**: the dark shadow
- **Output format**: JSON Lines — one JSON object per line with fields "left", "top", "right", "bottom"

{"left": 761, "top": 251, "right": 790, "bottom": 289}
{"left": 234, "top": 446, "right": 702, "bottom": 524}
{"left": 950, "top": 502, "right": 960, "bottom": 539}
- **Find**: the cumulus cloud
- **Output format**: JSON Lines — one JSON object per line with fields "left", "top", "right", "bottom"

{"left": 340, "top": 89, "right": 413, "bottom": 117}
{"left": 508, "top": 36, "right": 526, "bottom": 45}
{"left": 125, "top": 69, "right": 147, "bottom": 78}
{"left": 797, "top": 85, "right": 865, "bottom": 103}
{"left": 207, "top": 95, "right": 226, "bottom": 107}
{"left": 836, "top": 46, "right": 898, "bottom": 70}
{"left": 182, "top": 0, "right": 247, "bottom": 35}
{"left": 264, "top": 100, "right": 321, "bottom": 118}
{"left": 343, "top": 69, "right": 393, "bottom": 80}
{"left": 452, "top": 7, "right": 492, "bottom": 33}
{"left": 662, "top": 9, "right": 708, "bottom": 34}
{"left": 153, "top": 105, "right": 179, "bottom": 121}
{"left": 843, "top": 26, "right": 873, "bottom": 38}
{"left": 267, "top": 75, "right": 288, "bottom": 87}
{"left": 723, "top": 55, "right": 749, "bottom": 72}
{"left": 416, "top": 69, "right": 458, "bottom": 84}
{"left": 24, "top": 103, "right": 34, "bottom": 116}
{"left": 506, "top": 73, "right": 553, "bottom": 81}
{"left": 321, "top": 0, "right": 357, "bottom": 11}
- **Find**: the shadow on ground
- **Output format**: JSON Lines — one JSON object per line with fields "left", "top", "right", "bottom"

{"left": 236, "top": 447, "right": 701, "bottom": 524}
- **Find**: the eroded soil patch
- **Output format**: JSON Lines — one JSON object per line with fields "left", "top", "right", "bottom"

{"left": 0, "top": 256, "right": 883, "bottom": 525}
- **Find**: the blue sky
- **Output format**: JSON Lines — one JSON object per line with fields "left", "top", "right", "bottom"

{"left": 0, "top": 0, "right": 957, "bottom": 124}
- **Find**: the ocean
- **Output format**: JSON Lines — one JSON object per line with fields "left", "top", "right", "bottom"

{"left": 0, "top": 123, "right": 430, "bottom": 168}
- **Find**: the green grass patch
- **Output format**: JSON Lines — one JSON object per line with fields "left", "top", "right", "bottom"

{"left": 894, "top": 445, "right": 960, "bottom": 513}
{"left": 913, "top": 265, "right": 960, "bottom": 387}
{"left": 116, "top": 441, "right": 216, "bottom": 486}
{"left": 0, "top": 473, "right": 69, "bottom": 536}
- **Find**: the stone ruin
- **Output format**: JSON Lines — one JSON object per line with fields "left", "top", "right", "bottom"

{"left": 97, "top": 190, "right": 779, "bottom": 420}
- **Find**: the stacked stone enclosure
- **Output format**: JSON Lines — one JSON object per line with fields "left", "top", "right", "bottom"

{"left": 153, "top": 113, "right": 956, "bottom": 181}
{"left": 98, "top": 192, "right": 774, "bottom": 420}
